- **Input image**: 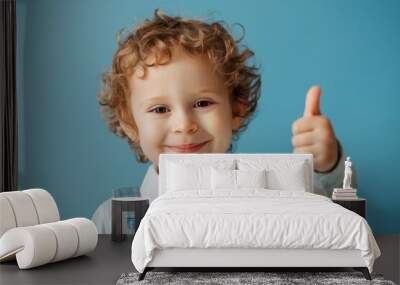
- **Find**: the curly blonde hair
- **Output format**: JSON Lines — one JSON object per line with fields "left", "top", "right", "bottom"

{"left": 98, "top": 9, "right": 261, "bottom": 163}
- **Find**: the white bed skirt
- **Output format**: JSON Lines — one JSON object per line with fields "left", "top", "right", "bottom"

{"left": 147, "top": 248, "right": 366, "bottom": 268}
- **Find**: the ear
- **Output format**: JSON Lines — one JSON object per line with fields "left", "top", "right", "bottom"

{"left": 116, "top": 107, "right": 139, "bottom": 143}
{"left": 231, "top": 101, "right": 247, "bottom": 131}
{"left": 119, "top": 120, "right": 139, "bottom": 143}
{"left": 232, "top": 116, "right": 242, "bottom": 131}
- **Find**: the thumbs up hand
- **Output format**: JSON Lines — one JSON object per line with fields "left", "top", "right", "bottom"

{"left": 291, "top": 86, "right": 339, "bottom": 172}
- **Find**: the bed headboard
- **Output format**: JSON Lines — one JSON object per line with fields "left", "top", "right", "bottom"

{"left": 158, "top": 153, "right": 314, "bottom": 195}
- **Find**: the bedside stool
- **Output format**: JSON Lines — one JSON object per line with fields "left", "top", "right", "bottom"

{"left": 112, "top": 197, "right": 149, "bottom": 242}
{"left": 332, "top": 198, "right": 366, "bottom": 218}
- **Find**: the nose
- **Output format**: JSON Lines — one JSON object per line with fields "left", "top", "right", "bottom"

{"left": 171, "top": 109, "right": 198, "bottom": 134}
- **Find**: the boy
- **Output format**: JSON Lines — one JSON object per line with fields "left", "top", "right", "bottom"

{"left": 97, "top": 9, "right": 354, "bottom": 208}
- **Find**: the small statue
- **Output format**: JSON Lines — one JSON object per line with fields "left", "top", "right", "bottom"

{"left": 343, "top": 156, "right": 353, "bottom": 189}
{"left": 332, "top": 156, "right": 357, "bottom": 199}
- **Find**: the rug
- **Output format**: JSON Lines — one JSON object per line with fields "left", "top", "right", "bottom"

{"left": 116, "top": 271, "right": 396, "bottom": 285}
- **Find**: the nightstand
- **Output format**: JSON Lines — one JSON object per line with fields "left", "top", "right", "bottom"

{"left": 332, "top": 198, "right": 366, "bottom": 218}
{"left": 112, "top": 197, "right": 149, "bottom": 242}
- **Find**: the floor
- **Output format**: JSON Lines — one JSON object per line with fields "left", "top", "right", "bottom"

{"left": 374, "top": 235, "right": 400, "bottom": 284}
{"left": 0, "top": 235, "right": 398, "bottom": 284}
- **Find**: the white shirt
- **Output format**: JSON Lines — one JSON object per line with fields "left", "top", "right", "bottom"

{"left": 139, "top": 165, "right": 159, "bottom": 203}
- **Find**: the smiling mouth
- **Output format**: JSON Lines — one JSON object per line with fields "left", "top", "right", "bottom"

{"left": 166, "top": 141, "right": 210, "bottom": 153}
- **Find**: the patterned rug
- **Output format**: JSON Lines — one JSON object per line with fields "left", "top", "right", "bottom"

{"left": 116, "top": 271, "right": 396, "bottom": 285}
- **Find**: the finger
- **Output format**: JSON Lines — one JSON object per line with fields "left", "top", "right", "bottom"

{"left": 293, "top": 144, "right": 323, "bottom": 163}
{"left": 313, "top": 142, "right": 336, "bottom": 171}
{"left": 292, "top": 117, "right": 321, "bottom": 135}
{"left": 291, "top": 132, "right": 316, "bottom": 148}
{"left": 294, "top": 143, "right": 325, "bottom": 155}
{"left": 304, "top": 86, "right": 322, "bottom": 117}
{"left": 293, "top": 145, "right": 315, "bottom": 155}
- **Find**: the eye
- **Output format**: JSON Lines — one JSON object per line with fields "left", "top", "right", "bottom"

{"left": 149, "top": 106, "right": 169, "bottom": 114}
{"left": 194, "top": 100, "right": 214, "bottom": 108}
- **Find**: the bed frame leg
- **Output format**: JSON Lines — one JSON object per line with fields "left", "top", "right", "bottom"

{"left": 354, "top": 267, "right": 371, "bottom": 280}
{"left": 138, "top": 268, "right": 148, "bottom": 281}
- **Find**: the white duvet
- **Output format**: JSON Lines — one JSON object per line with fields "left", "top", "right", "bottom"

{"left": 131, "top": 190, "right": 380, "bottom": 273}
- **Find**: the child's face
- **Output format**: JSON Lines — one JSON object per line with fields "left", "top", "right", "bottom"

{"left": 124, "top": 47, "right": 237, "bottom": 167}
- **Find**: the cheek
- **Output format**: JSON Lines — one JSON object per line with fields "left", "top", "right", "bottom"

{"left": 215, "top": 102, "right": 234, "bottom": 132}
{"left": 135, "top": 119, "right": 165, "bottom": 165}
{"left": 137, "top": 120, "right": 164, "bottom": 145}
{"left": 210, "top": 112, "right": 232, "bottom": 134}
{"left": 134, "top": 115, "right": 165, "bottom": 154}
{"left": 203, "top": 105, "right": 233, "bottom": 145}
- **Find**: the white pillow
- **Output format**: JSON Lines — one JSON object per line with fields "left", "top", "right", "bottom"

{"left": 267, "top": 163, "right": 307, "bottom": 191}
{"left": 238, "top": 159, "right": 308, "bottom": 191}
{"left": 167, "top": 163, "right": 209, "bottom": 191}
{"left": 166, "top": 160, "right": 235, "bottom": 192}
{"left": 236, "top": 169, "right": 267, "bottom": 188}
{"left": 211, "top": 168, "right": 236, "bottom": 190}
{"left": 211, "top": 168, "right": 267, "bottom": 190}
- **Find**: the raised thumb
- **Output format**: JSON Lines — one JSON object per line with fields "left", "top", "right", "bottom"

{"left": 304, "top": 86, "right": 322, "bottom": 117}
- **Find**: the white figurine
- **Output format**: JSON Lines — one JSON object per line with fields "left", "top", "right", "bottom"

{"left": 343, "top": 156, "right": 353, "bottom": 189}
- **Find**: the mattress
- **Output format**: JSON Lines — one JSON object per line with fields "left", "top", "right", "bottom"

{"left": 131, "top": 190, "right": 381, "bottom": 273}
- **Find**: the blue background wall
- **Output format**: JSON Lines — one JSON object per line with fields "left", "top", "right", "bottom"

{"left": 16, "top": 0, "right": 400, "bottom": 234}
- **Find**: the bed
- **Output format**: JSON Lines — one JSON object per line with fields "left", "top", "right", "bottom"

{"left": 131, "top": 153, "right": 381, "bottom": 281}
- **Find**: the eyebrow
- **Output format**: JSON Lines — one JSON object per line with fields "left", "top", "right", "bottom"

{"left": 139, "top": 96, "right": 169, "bottom": 108}
{"left": 196, "top": 89, "right": 220, "bottom": 94}
{"left": 139, "top": 89, "right": 222, "bottom": 108}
